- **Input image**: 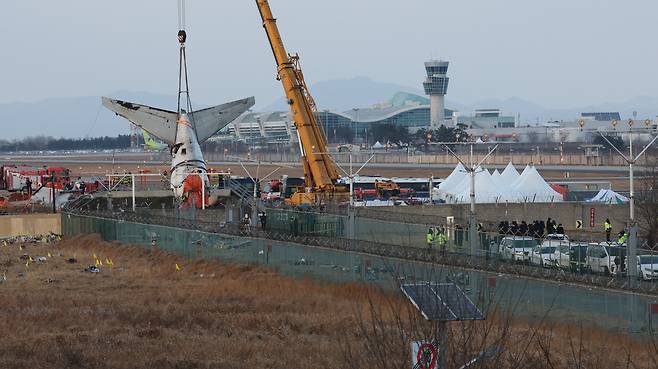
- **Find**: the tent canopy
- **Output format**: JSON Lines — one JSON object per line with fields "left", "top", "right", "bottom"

{"left": 438, "top": 162, "right": 467, "bottom": 193}
{"left": 588, "top": 189, "right": 629, "bottom": 204}
{"left": 452, "top": 168, "right": 517, "bottom": 203}
{"left": 512, "top": 165, "right": 563, "bottom": 202}
{"left": 499, "top": 162, "right": 520, "bottom": 185}
{"left": 437, "top": 162, "right": 563, "bottom": 203}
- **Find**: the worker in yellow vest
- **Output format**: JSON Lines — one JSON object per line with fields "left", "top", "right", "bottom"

{"left": 426, "top": 228, "right": 434, "bottom": 249}
{"left": 604, "top": 218, "right": 612, "bottom": 242}
{"left": 436, "top": 228, "right": 448, "bottom": 252}
{"left": 617, "top": 229, "right": 629, "bottom": 245}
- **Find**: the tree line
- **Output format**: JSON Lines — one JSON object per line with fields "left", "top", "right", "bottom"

{"left": 0, "top": 135, "right": 132, "bottom": 152}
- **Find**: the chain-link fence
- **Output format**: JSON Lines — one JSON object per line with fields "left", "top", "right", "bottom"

{"left": 66, "top": 206, "right": 658, "bottom": 296}
{"left": 61, "top": 210, "right": 658, "bottom": 334}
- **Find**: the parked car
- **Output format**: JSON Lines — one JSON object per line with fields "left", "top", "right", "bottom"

{"left": 586, "top": 243, "right": 626, "bottom": 276}
{"left": 499, "top": 237, "right": 540, "bottom": 263}
{"left": 567, "top": 244, "right": 589, "bottom": 272}
{"left": 637, "top": 255, "right": 658, "bottom": 281}
{"left": 544, "top": 234, "right": 570, "bottom": 244}
{"left": 530, "top": 246, "right": 559, "bottom": 267}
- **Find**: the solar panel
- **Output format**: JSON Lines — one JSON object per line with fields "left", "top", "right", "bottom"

{"left": 401, "top": 282, "right": 484, "bottom": 322}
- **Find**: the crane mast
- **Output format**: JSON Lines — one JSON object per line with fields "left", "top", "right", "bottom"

{"left": 256, "top": 0, "right": 341, "bottom": 198}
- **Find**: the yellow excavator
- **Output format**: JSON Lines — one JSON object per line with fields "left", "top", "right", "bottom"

{"left": 256, "top": 0, "right": 348, "bottom": 206}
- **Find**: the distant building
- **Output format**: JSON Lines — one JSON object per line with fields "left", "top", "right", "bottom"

{"left": 581, "top": 112, "right": 621, "bottom": 121}
{"left": 457, "top": 109, "right": 516, "bottom": 129}
{"left": 222, "top": 102, "right": 519, "bottom": 144}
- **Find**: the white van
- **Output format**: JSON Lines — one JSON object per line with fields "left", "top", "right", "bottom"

{"left": 499, "top": 236, "right": 540, "bottom": 263}
{"left": 637, "top": 255, "right": 658, "bottom": 281}
{"left": 586, "top": 243, "right": 626, "bottom": 276}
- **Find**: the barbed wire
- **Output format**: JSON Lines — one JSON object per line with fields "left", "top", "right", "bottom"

{"left": 63, "top": 208, "right": 658, "bottom": 296}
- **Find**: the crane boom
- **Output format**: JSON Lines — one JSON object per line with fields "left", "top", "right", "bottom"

{"left": 256, "top": 0, "right": 341, "bottom": 196}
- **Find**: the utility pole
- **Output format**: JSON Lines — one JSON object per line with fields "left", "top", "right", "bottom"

{"left": 598, "top": 120, "right": 658, "bottom": 279}
{"left": 51, "top": 174, "right": 56, "bottom": 214}
{"left": 443, "top": 143, "right": 498, "bottom": 258}
{"left": 317, "top": 149, "right": 374, "bottom": 241}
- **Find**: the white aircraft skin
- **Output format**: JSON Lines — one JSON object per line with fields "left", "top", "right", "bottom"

{"left": 101, "top": 96, "right": 255, "bottom": 207}
{"left": 170, "top": 113, "right": 208, "bottom": 200}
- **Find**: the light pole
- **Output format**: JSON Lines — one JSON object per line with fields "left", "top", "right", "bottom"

{"left": 443, "top": 142, "right": 499, "bottom": 258}
{"left": 596, "top": 119, "right": 658, "bottom": 279}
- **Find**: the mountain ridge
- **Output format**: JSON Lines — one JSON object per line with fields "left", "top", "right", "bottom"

{"left": 2, "top": 78, "right": 657, "bottom": 140}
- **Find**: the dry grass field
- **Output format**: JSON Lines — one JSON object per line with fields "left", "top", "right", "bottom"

{"left": 1, "top": 234, "right": 657, "bottom": 369}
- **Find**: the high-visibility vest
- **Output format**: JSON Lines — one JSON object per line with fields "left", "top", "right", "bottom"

{"left": 437, "top": 233, "right": 447, "bottom": 245}
{"left": 604, "top": 221, "right": 612, "bottom": 231}
{"left": 426, "top": 233, "right": 434, "bottom": 243}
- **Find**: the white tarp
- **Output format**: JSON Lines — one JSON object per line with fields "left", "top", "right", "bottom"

{"left": 588, "top": 189, "right": 629, "bottom": 204}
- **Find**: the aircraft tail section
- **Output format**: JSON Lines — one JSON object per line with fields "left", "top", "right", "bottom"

{"left": 102, "top": 97, "right": 178, "bottom": 145}
{"left": 190, "top": 97, "right": 255, "bottom": 143}
{"left": 102, "top": 96, "right": 254, "bottom": 145}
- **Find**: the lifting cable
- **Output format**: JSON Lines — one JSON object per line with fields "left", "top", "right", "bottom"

{"left": 176, "top": 0, "right": 198, "bottom": 137}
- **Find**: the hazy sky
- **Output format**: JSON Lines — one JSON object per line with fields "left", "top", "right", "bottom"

{"left": 2, "top": 0, "right": 657, "bottom": 109}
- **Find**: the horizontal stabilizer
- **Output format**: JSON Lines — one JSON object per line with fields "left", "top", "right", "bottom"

{"left": 190, "top": 97, "right": 255, "bottom": 143}
{"left": 102, "top": 96, "right": 255, "bottom": 145}
{"left": 102, "top": 97, "right": 178, "bottom": 145}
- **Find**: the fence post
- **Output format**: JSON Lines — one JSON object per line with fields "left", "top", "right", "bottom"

{"left": 131, "top": 173, "right": 136, "bottom": 212}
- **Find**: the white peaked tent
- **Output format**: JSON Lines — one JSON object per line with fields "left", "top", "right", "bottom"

{"left": 512, "top": 166, "right": 563, "bottom": 202}
{"left": 490, "top": 169, "right": 502, "bottom": 187}
{"left": 499, "top": 162, "right": 520, "bottom": 185}
{"left": 588, "top": 189, "right": 629, "bottom": 204}
{"left": 438, "top": 162, "right": 467, "bottom": 193}
{"left": 437, "top": 162, "right": 562, "bottom": 203}
{"left": 511, "top": 165, "right": 532, "bottom": 189}
{"left": 450, "top": 165, "right": 485, "bottom": 195}
{"left": 452, "top": 168, "right": 508, "bottom": 203}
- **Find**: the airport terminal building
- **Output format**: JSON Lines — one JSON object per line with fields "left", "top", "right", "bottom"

{"left": 217, "top": 59, "right": 655, "bottom": 145}
{"left": 223, "top": 105, "right": 516, "bottom": 144}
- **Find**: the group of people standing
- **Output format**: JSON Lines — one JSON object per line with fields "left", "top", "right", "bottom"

{"left": 426, "top": 226, "right": 447, "bottom": 249}
{"left": 497, "top": 218, "right": 564, "bottom": 238}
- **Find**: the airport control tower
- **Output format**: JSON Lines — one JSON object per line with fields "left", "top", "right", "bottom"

{"left": 423, "top": 60, "right": 450, "bottom": 128}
